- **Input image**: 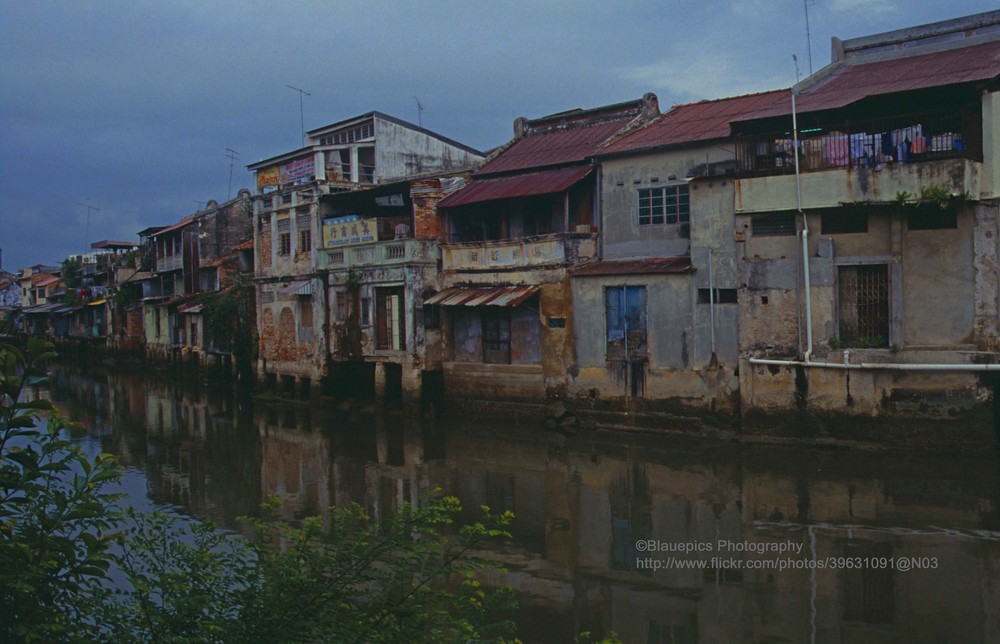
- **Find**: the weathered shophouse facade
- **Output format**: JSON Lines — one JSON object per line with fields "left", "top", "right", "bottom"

{"left": 249, "top": 112, "right": 484, "bottom": 396}
{"left": 732, "top": 11, "right": 1000, "bottom": 419}
{"left": 141, "top": 191, "right": 252, "bottom": 363}
{"left": 316, "top": 172, "right": 472, "bottom": 400}
{"left": 433, "top": 95, "right": 660, "bottom": 402}
{"left": 569, "top": 90, "right": 789, "bottom": 414}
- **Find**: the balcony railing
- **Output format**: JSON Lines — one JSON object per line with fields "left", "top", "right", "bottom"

{"left": 318, "top": 238, "right": 438, "bottom": 270}
{"left": 736, "top": 108, "right": 982, "bottom": 177}
{"left": 156, "top": 255, "right": 182, "bottom": 272}
{"left": 442, "top": 232, "right": 597, "bottom": 272}
{"left": 325, "top": 162, "right": 376, "bottom": 184}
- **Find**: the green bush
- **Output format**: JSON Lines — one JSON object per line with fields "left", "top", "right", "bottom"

{"left": 2, "top": 340, "right": 518, "bottom": 642}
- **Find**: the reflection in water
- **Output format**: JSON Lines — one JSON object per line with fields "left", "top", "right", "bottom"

{"left": 49, "top": 365, "right": 1000, "bottom": 643}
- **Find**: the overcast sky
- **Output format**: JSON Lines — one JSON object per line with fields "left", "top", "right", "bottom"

{"left": 1, "top": 0, "right": 996, "bottom": 271}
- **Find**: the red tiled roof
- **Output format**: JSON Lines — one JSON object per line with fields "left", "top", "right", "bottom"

{"left": 736, "top": 39, "right": 1000, "bottom": 122}
{"left": 477, "top": 119, "right": 633, "bottom": 175}
{"left": 601, "top": 90, "right": 791, "bottom": 155}
{"left": 438, "top": 166, "right": 592, "bottom": 209}
{"left": 571, "top": 256, "right": 693, "bottom": 277}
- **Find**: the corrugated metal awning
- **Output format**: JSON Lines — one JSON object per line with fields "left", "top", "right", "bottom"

{"left": 278, "top": 280, "right": 313, "bottom": 297}
{"left": 571, "top": 257, "right": 694, "bottom": 277}
{"left": 438, "top": 166, "right": 592, "bottom": 209}
{"left": 424, "top": 286, "right": 539, "bottom": 307}
{"left": 177, "top": 302, "right": 204, "bottom": 314}
{"left": 23, "top": 303, "right": 64, "bottom": 314}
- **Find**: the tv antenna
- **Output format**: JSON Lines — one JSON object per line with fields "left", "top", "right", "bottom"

{"left": 414, "top": 96, "right": 424, "bottom": 127}
{"left": 226, "top": 148, "right": 241, "bottom": 200}
{"left": 286, "top": 85, "right": 311, "bottom": 146}
{"left": 77, "top": 200, "right": 100, "bottom": 248}
{"left": 803, "top": 0, "right": 814, "bottom": 75}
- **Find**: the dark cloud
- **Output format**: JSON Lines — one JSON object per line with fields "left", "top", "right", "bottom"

{"left": 2, "top": 0, "right": 996, "bottom": 270}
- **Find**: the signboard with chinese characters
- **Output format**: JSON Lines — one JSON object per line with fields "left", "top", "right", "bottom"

{"left": 322, "top": 215, "right": 378, "bottom": 247}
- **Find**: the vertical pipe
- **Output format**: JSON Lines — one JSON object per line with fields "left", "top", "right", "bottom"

{"left": 708, "top": 248, "right": 716, "bottom": 356}
{"left": 792, "top": 90, "right": 814, "bottom": 361}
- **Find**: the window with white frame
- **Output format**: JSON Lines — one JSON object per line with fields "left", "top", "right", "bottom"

{"left": 637, "top": 184, "right": 689, "bottom": 226}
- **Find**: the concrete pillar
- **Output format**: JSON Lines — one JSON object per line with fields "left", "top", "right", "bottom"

{"left": 402, "top": 363, "right": 422, "bottom": 400}
{"left": 374, "top": 360, "right": 386, "bottom": 396}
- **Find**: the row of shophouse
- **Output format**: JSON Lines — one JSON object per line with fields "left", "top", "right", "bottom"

{"left": 10, "top": 11, "right": 1000, "bottom": 421}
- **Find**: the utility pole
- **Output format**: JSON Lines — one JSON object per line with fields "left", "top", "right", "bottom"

{"left": 286, "top": 85, "right": 311, "bottom": 146}
{"left": 226, "top": 148, "right": 241, "bottom": 200}
{"left": 414, "top": 96, "right": 424, "bottom": 127}
{"left": 77, "top": 200, "right": 100, "bottom": 250}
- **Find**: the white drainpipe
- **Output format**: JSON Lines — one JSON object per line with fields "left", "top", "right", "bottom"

{"left": 749, "top": 356, "right": 1000, "bottom": 371}
{"left": 792, "top": 89, "right": 813, "bottom": 363}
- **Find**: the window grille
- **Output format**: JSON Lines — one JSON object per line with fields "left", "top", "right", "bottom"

{"left": 838, "top": 265, "right": 889, "bottom": 347}
{"left": 751, "top": 212, "right": 797, "bottom": 236}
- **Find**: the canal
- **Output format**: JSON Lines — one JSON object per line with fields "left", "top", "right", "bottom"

{"left": 46, "top": 363, "right": 1000, "bottom": 643}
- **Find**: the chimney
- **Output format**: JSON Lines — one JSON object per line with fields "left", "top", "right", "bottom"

{"left": 513, "top": 116, "right": 529, "bottom": 140}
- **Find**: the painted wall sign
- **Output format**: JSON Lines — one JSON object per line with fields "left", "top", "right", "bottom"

{"left": 322, "top": 217, "right": 378, "bottom": 247}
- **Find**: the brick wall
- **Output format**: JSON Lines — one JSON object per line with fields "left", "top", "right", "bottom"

{"left": 259, "top": 231, "right": 272, "bottom": 268}
{"left": 411, "top": 179, "right": 448, "bottom": 242}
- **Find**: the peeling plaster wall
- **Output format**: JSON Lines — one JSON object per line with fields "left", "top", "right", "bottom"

{"left": 374, "top": 118, "right": 484, "bottom": 180}
{"left": 902, "top": 209, "right": 975, "bottom": 346}
{"left": 973, "top": 201, "right": 1000, "bottom": 350}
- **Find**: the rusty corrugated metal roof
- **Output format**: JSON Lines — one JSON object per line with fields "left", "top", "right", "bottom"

{"left": 177, "top": 302, "right": 204, "bottom": 314}
{"left": 438, "top": 166, "right": 592, "bottom": 209}
{"left": 601, "top": 90, "right": 791, "bottom": 156}
{"left": 736, "top": 39, "right": 1000, "bottom": 122}
{"left": 424, "top": 285, "right": 540, "bottom": 307}
{"left": 151, "top": 214, "right": 196, "bottom": 237}
{"left": 571, "top": 257, "right": 693, "bottom": 277}
{"left": 477, "top": 120, "right": 631, "bottom": 175}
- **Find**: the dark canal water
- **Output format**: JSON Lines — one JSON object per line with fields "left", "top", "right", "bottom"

{"left": 44, "top": 364, "right": 1000, "bottom": 643}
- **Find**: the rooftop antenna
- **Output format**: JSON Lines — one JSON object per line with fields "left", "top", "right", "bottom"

{"left": 414, "top": 96, "right": 425, "bottom": 127}
{"left": 226, "top": 148, "right": 241, "bottom": 200}
{"left": 803, "top": 0, "right": 814, "bottom": 75}
{"left": 77, "top": 200, "right": 100, "bottom": 249}
{"left": 286, "top": 85, "right": 311, "bottom": 146}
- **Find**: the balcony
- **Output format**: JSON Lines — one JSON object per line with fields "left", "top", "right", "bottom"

{"left": 156, "top": 255, "right": 182, "bottom": 272}
{"left": 324, "top": 161, "right": 376, "bottom": 185}
{"left": 735, "top": 108, "right": 981, "bottom": 178}
{"left": 736, "top": 155, "right": 980, "bottom": 213}
{"left": 442, "top": 232, "right": 597, "bottom": 273}
{"left": 318, "top": 238, "right": 439, "bottom": 270}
